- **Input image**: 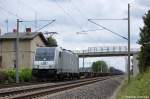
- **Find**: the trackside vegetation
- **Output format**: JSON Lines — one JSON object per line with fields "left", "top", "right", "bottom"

{"left": 138, "top": 10, "right": 150, "bottom": 73}
{"left": 117, "top": 68, "right": 150, "bottom": 99}
{"left": 117, "top": 9, "right": 150, "bottom": 99}
{"left": 92, "top": 60, "right": 108, "bottom": 73}
{"left": 47, "top": 36, "right": 58, "bottom": 47}
{"left": 0, "top": 68, "right": 32, "bottom": 83}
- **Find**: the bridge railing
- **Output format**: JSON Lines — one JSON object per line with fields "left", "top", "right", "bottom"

{"left": 73, "top": 46, "right": 140, "bottom": 54}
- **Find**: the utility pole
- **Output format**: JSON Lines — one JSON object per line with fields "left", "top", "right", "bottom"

{"left": 16, "top": 19, "right": 20, "bottom": 83}
{"left": 128, "top": 3, "right": 131, "bottom": 82}
{"left": 83, "top": 50, "right": 85, "bottom": 72}
{"left": 5, "top": 19, "right": 8, "bottom": 33}
{"left": 34, "top": 11, "right": 37, "bottom": 29}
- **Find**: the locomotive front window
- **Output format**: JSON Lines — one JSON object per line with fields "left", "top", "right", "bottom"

{"left": 35, "top": 48, "right": 55, "bottom": 61}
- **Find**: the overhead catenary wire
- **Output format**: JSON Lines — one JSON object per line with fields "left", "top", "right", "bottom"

{"left": 0, "top": 5, "right": 22, "bottom": 33}
{"left": 10, "top": 0, "right": 56, "bottom": 33}
{"left": 18, "top": 0, "right": 37, "bottom": 12}
{"left": 20, "top": 19, "right": 55, "bottom": 22}
{"left": 69, "top": 0, "right": 90, "bottom": 31}
{"left": 66, "top": 0, "right": 106, "bottom": 42}
{"left": 1, "top": 0, "right": 39, "bottom": 30}
{"left": 17, "top": 0, "right": 38, "bottom": 29}
{"left": 128, "top": 0, "right": 148, "bottom": 11}
{"left": 19, "top": 19, "right": 56, "bottom": 32}
{"left": 88, "top": 19, "right": 128, "bottom": 40}
{"left": 76, "top": 29, "right": 103, "bottom": 34}
{"left": 54, "top": 0, "right": 82, "bottom": 30}
{"left": 69, "top": 0, "right": 88, "bottom": 19}
{"left": 89, "top": 18, "right": 128, "bottom": 20}
{"left": 34, "top": 20, "right": 56, "bottom": 32}
{"left": 0, "top": 6, "right": 22, "bottom": 19}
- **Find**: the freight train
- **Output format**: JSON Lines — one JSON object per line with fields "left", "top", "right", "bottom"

{"left": 32, "top": 47, "right": 79, "bottom": 80}
{"left": 32, "top": 47, "right": 123, "bottom": 80}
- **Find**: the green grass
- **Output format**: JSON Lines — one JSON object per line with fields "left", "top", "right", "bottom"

{"left": 117, "top": 69, "right": 150, "bottom": 99}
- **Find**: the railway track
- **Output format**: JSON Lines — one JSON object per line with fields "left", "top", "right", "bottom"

{"left": 0, "top": 76, "right": 116, "bottom": 99}
{"left": 0, "top": 82, "right": 53, "bottom": 89}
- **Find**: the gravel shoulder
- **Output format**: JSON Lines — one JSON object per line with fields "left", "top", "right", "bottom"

{"left": 41, "top": 76, "right": 125, "bottom": 99}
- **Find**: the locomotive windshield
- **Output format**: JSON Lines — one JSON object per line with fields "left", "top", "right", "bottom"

{"left": 35, "top": 47, "right": 55, "bottom": 61}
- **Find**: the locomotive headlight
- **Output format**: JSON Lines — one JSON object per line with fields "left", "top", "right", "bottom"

{"left": 34, "top": 65, "right": 39, "bottom": 68}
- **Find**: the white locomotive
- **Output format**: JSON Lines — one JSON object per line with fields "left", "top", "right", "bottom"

{"left": 32, "top": 47, "right": 79, "bottom": 79}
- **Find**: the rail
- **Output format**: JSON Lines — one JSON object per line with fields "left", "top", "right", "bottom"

{"left": 0, "top": 76, "right": 118, "bottom": 99}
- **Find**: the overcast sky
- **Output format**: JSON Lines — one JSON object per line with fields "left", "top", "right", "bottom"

{"left": 0, "top": 0, "right": 149, "bottom": 71}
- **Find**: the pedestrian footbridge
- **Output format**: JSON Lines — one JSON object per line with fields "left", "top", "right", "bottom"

{"left": 73, "top": 46, "right": 140, "bottom": 77}
{"left": 73, "top": 46, "right": 140, "bottom": 57}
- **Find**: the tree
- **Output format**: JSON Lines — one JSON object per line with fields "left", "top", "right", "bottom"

{"left": 92, "top": 60, "right": 108, "bottom": 73}
{"left": 138, "top": 10, "right": 150, "bottom": 73}
{"left": 47, "top": 36, "right": 57, "bottom": 47}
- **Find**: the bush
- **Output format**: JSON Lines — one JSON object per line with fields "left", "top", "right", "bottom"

{"left": 0, "top": 70, "right": 8, "bottom": 83}
{"left": 0, "top": 68, "right": 33, "bottom": 83}
{"left": 19, "top": 68, "right": 32, "bottom": 82}
{"left": 4, "top": 69, "right": 16, "bottom": 83}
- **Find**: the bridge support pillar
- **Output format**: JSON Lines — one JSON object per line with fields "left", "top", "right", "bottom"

{"left": 132, "top": 54, "right": 139, "bottom": 77}
{"left": 82, "top": 50, "right": 85, "bottom": 72}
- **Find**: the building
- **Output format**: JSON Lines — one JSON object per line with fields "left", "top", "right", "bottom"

{"left": 0, "top": 28, "right": 48, "bottom": 69}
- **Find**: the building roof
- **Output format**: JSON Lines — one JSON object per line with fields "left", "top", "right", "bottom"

{"left": 0, "top": 32, "right": 48, "bottom": 44}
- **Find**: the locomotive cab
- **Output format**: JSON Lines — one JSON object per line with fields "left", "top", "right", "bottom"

{"left": 32, "top": 47, "right": 61, "bottom": 78}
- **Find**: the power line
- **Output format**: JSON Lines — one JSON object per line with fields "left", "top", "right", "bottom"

{"left": 20, "top": 19, "right": 56, "bottom": 32}
{"left": 77, "top": 29, "right": 103, "bottom": 34}
{"left": 17, "top": 0, "right": 38, "bottom": 29}
{"left": 18, "top": 0, "right": 37, "bottom": 12}
{"left": 20, "top": 19, "right": 55, "bottom": 22}
{"left": 0, "top": 6, "right": 22, "bottom": 19}
{"left": 66, "top": 1, "right": 105, "bottom": 42}
{"left": 54, "top": 0, "right": 82, "bottom": 30}
{"left": 69, "top": 0, "right": 90, "bottom": 31}
{"left": 129, "top": 0, "right": 135, "bottom": 4}
{"left": 69, "top": 0, "right": 88, "bottom": 19}
{"left": 89, "top": 18, "right": 128, "bottom": 20}
{"left": 34, "top": 20, "right": 56, "bottom": 32}
{"left": 88, "top": 19, "right": 128, "bottom": 40}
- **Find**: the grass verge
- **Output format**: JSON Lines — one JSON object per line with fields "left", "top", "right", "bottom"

{"left": 117, "top": 69, "right": 150, "bottom": 99}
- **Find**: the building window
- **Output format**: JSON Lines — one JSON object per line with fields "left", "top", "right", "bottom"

{"left": 13, "top": 60, "right": 16, "bottom": 68}
{"left": 0, "top": 56, "right": 2, "bottom": 68}
{"left": 13, "top": 41, "right": 16, "bottom": 51}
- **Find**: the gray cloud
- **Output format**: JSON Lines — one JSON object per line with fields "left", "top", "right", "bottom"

{"left": 0, "top": 0, "right": 145, "bottom": 47}
{"left": 132, "top": 9, "right": 145, "bottom": 18}
{"left": 137, "top": 0, "right": 150, "bottom": 7}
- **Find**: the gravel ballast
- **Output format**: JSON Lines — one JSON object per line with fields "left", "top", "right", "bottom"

{"left": 41, "top": 76, "right": 124, "bottom": 99}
